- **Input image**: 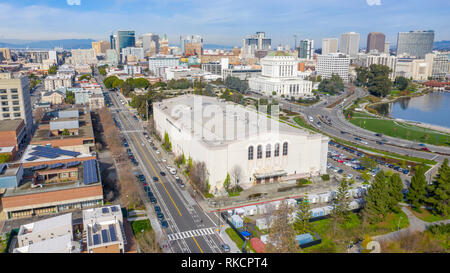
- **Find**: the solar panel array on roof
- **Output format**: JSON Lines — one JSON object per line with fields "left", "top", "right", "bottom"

{"left": 65, "top": 161, "right": 80, "bottom": 168}
{"left": 33, "top": 146, "right": 80, "bottom": 158}
{"left": 109, "top": 225, "right": 117, "bottom": 242}
{"left": 110, "top": 206, "right": 118, "bottom": 212}
{"left": 26, "top": 156, "right": 39, "bottom": 161}
{"left": 93, "top": 234, "right": 100, "bottom": 245}
{"left": 48, "top": 163, "right": 64, "bottom": 169}
{"left": 83, "top": 160, "right": 98, "bottom": 185}
{"left": 30, "top": 151, "right": 59, "bottom": 159}
{"left": 102, "top": 207, "right": 109, "bottom": 214}
{"left": 31, "top": 165, "right": 48, "bottom": 171}
{"left": 101, "top": 229, "right": 109, "bottom": 243}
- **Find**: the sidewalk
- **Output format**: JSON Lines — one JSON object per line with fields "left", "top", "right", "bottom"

{"left": 372, "top": 205, "right": 450, "bottom": 243}
{"left": 218, "top": 226, "right": 241, "bottom": 253}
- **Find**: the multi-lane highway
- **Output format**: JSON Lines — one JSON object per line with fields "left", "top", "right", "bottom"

{"left": 103, "top": 80, "right": 228, "bottom": 253}
{"left": 249, "top": 87, "right": 449, "bottom": 163}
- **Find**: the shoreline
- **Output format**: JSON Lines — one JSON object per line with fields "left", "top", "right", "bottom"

{"left": 366, "top": 90, "right": 450, "bottom": 135}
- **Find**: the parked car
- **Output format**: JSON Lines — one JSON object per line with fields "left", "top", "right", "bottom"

{"left": 154, "top": 206, "right": 161, "bottom": 213}
{"left": 161, "top": 220, "right": 168, "bottom": 228}
{"left": 221, "top": 244, "right": 231, "bottom": 252}
{"left": 403, "top": 169, "right": 410, "bottom": 175}
{"left": 160, "top": 171, "right": 166, "bottom": 176}
{"left": 420, "top": 147, "right": 430, "bottom": 152}
{"left": 150, "top": 197, "right": 157, "bottom": 204}
{"left": 156, "top": 212, "right": 164, "bottom": 220}
{"left": 153, "top": 177, "right": 159, "bottom": 182}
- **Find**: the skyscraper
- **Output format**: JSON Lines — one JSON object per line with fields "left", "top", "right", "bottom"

{"left": 116, "top": 31, "right": 136, "bottom": 61}
{"left": 242, "top": 32, "right": 271, "bottom": 58}
{"left": 366, "top": 32, "right": 386, "bottom": 53}
{"left": 340, "top": 32, "right": 360, "bottom": 57}
{"left": 297, "top": 39, "right": 314, "bottom": 60}
{"left": 396, "top": 30, "right": 434, "bottom": 58}
{"left": 142, "top": 33, "right": 160, "bottom": 56}
{"left": 321, "top": 38, "right": 338, "bottom": 55}
{"left": 180, "top": 35, "right": 203, "bottom": 56}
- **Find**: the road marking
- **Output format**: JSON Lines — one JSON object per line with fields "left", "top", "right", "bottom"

{"left": 131, "top": 133, "right": 183, "bottom": 217}
{"left": 167, "top": 228, "right": 215, "bottom": 241}
{"left": 192, "top": 236, "right": 204, "bottom": 253}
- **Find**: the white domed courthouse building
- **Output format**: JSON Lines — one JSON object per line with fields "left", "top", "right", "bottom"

{"left": 248, "top": 51, "right": 313, "bottom": 99}
{"left": 153, "top": 95, "right": 329, "bottom": 194}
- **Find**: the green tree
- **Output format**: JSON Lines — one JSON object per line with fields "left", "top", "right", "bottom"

{"left": 65, "top": 91, "right": 75, "bottom": 104}
{"left": 364, "top": 171, "right": 390, "bottom": 223}
{"left": 98, "top": 66, "right": 107, "bottom": 76}
{"left": 0, "top": 154, "right": 11, "bottom": 163}
{"left": 406, "top": 166, "right": 427, "bottom": 209}
{"left": 355, "top": 66, "right": 369, "bottom": 86}
{"left": 163, "top": 131, "right": 172, "bottom": 151}
{"left": 330, "top": 179, "right": 351, "bottom": 227}
{"left": 426, "top": 158, "right": 450, "bottom": 217}
{"left": 223, "top": 173, "right": 231, "bottom": 192}
{"left": 62, "top": 129, "right": 70, "bottom": 136}
{"left": 112, "top": 78, "right": 124, "bottom": 90}
{"left": 360, "top": 157, "right": 378, "bottom": 170}
{"left": 394, "top": 76, "right": 409, "bottom": 91}
{"left": 387, "top": 173, "right": 404, "bottom": 213}
{"left": 104, "top": 76, "right": 119, "bottom": 89}
{"left": 294, "top": 194, "right": 312, "bottom": 235}
{"left": 134, "top": 78, "right": 150, "bottom": 89}
{"left": 367, "top": 64, "right": 392, "bottom": 97}
{"left": 79, "top": 74, "right": 91, "bottom": 81}
{"left": 47, "top": 65, "right": 57, "bottom": 75}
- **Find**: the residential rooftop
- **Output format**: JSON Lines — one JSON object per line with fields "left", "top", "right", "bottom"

{"left": 0, "top": 119, "right": 23, "bottom": 132}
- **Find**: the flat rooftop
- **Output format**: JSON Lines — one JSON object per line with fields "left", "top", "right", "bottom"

{"left": 19, "top": 213, "right": 72, "bottom": 236}
{"left": 154, "top": 95, "right": 320, "bottom": 147}
{"left": 31, "top": 108, "right": 94, "bottom": 142}
{"left": 0, "top": 119, "right": 23, "bottom": 132}
{"left": 14, "top": 233, "right": 75, "bottom": 253}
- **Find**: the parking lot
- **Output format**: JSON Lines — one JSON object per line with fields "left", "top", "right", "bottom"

{"left": 327, "top": 141, "right": 411, "bottom": 187}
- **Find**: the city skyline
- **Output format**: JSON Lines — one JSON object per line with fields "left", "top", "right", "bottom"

{"left": 0, "top": 0, "right": 449, "bottom": 48}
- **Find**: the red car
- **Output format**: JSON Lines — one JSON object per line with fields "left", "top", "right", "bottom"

{"left": 337, "top": 159, "right": 344, "bottom": 163}
{"left": 420, "top": 147, "right": 430, "bottom": 152}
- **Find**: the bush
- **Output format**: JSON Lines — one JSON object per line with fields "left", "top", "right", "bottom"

{"left": 131, "top": 220, "right": 152, "bottom": 235}
{"left": 321, "top": 174, "right": 330, "bottom": 181}
{"left": 297, "top": 178, "right": 311, "bottom": 186}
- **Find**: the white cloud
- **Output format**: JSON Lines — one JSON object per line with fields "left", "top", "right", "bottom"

{"left": 67, "top": 0, "right": 81, "bottom": 5}
{"left": 366, "top": 0, "right": 381, "bottom": 6}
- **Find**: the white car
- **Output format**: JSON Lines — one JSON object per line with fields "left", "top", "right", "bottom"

{"left": 155, "top": 150, "right": 160, "bottom": 154}
{"left": 169, "top": 169, "right": 177, "bottom": 175}
{"left": 346, "top": 174, "right": 353, "bottom": 179}
{"left": 361, "top": 141, "right": 368, "bottom": 145}
{"left": 162, "top": 159, "right": 167, "bottom": 163}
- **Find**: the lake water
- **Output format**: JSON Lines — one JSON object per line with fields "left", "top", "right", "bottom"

{"left": 373, "top": 92, "right": 450, "bottom": 129}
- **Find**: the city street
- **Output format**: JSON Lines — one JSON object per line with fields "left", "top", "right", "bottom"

{"left": 105, "top": 84, "right": 229, "bottom": 253}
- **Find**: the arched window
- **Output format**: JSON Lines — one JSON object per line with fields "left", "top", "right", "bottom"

{"left": 266, "top": 144, "right": 271, "bottom": 158}
{"left": 274, "top": 143, "right": 280, "bottom": 157}
{"left": 257, "top": 145, "right": 263, "bottom": 159}
{"left": 283, "top": 142, "right": 288, "bottom": 156}
{"left": 248, "top": 146, "right": 254, "bottom": 160}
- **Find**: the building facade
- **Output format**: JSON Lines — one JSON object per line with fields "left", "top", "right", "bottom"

{"left": 44, "top": 75, "right": 73, "bottom": 91}
{"left": 242, "top": 32, "right": 272, "bottom": 59}
{"left": 316, "top": 53, "right": 350, "bottom": 82}
{"left": 366, "top": 32, "right": 386, "bottom": 54}
{"left": 248, "top": 52, "right": 313, "bottom": 98}
{"left": 340, "top": 32, "right": 360, "bottom": 57}
{"left": 297, "top": 39, "right": 314, "bottom": 60}
{"left": 153, "top": 95, "right": 329, "bottom": 193}
{"left": 396, "top": 30, "right": 434, "bottom": 59}
{"left": 92, "top": 41, "right": 110, "bottom": 55}
{"left": 0, "top": 73, "right": 33, "bottom": 134}
{"left": 322, "top": 38, "right": 338, "bottom": 55}
{"left": 69, "top": 49, "right": 97, "bottom": 65}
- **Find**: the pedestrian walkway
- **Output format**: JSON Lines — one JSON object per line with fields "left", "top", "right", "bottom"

{"left": 167, "top": 228, "right": 215, "bottom": 241}
{"left": 219, "top": 227, "right": 241, "bottom": 253}
{"left": 372, "top": 205, "right": 450, "bottom": 243}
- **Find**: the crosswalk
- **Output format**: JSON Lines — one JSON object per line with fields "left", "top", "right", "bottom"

{"left": 167, "top": 228, "right": 216, "bottom": 241}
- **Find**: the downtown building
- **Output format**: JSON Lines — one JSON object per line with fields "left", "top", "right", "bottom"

{"left": 181, "top": 35, "right": 203, "bottom": 56}
{"left": 68, "top": 49, "right": 98, "bottom": 65}
{"left": 396, "top": 30, "right": 434, "bottom": 59}
{"left": 153, "top": 94, "right": 329, "bottom": 193}
{"left": 340, "top": 32, "right": 360, "bottom": 57}
{"left": 248, "top": 52, "right": 313, "bottom": 99}
{"left": 92, "top": 41, "right": 110, "bottom": 55}
{"left": 316, "top": 53, "right": 350, "bottom": 82}
{"left": 366, "top": 32, "right": 386, "bottom": 54}
{"left": 242, "top": 32, "right": 272, "bottom": 59}
{"left": 297, "top": 39, "right": 314, "bottom": 60}
{"left": 142, "top": 33, "right": 160, "bottom": 56}
{"left": 321, "top": 38, "right": 338, "bottom": 55}
{"left": 0, "top": 73, "right": 33, "bottom": 134}
{"left": 356, "top": 52, "right": 397, "bottom": 79}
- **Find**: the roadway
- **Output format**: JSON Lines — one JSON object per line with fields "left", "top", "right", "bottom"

{"left": 99, "top": 75, "right": 227, "bottom": 253}
{"left": 249, "top": 87, "right": 449, "bottom": 164}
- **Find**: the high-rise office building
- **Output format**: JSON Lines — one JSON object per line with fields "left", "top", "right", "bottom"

{"left": 242, "top": 32, "right": 272, "bottom": 58}
{"left": 92, "top": 41, "right": 110, "bottom": 55}
{"left": 115, "top": 31, "right": 136, "bottom": 61}
{"left": 142, "top": 33, "right": 160, "bottom": 56}
{"left": 0, "top": 48, "right": 12, "bottom": 62}
{"left": 321, "top": 38, "right": 338, "bottom": 55}
{"left": 110, "top": 34, "right": 117, "bottom": 50}
{"left": 425, "top": 52, "right": 449, "bottom": 80}
{"left": 180, "top": 35, "right": 203, "bottom": 56}
{"left": 384, "top": 42, "right": 390, "bottom": 55}
{"left": 160, "top": 35, "right": 169, "bottom": 55}
{"left": 0, "top": 73, "right": 33, "bottom": 134}
{"left": 340, "top": 32, "right": 360, "bottom": 57}
{"left": 316, "top": 53, "right": 350, "bottom": 83}
{"left": 366, "top": 32, "right": 385, "bottom": 53}
{"left": 297, "top": 39, "right": 314, "bottom": 60}
{"left": 396, "top": 30, "right": 434, "bottom": 58}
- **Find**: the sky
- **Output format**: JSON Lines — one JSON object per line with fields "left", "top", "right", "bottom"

{"left": 0, "top": 0, "right": 449, "bottom": 47}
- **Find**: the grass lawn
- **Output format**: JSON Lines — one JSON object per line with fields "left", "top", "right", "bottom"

{"left": 348, "top": 116, "right": 450, "bottom": 146}
{"left": 303, "top": 211, "right": 409, "bottom": 253}
{"left": 408, "top": 207, "right": 449, "bottom": 222}
{"left": 292, "top": 116, "right": 321, "bottom": 133}
{"left": 225, "top": 228, "right": 255, "bottom": 253}
{"left": 131, "top": 219, "right": 153, "bottom": 235}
